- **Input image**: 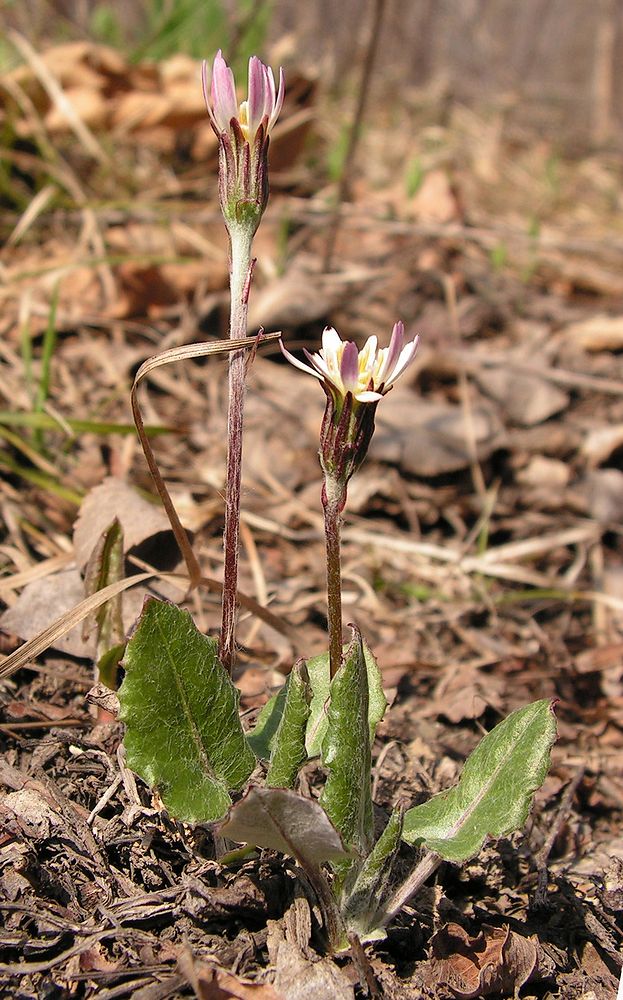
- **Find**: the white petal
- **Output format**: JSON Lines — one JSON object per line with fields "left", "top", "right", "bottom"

{"left": 280, "top": 341, "right": 323, "bottom": 379}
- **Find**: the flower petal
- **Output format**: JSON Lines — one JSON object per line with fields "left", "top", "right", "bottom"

{"left": 280, "top": 341, "right": 324, "bottom": 379}
{"left": 385, "top": 334, "right": 419, "bottom": 387}
{"left": 340, "top": 340, "right": 360, "bottom": 393}
{"left": 210, "top": 50, "right": 238, "bottom": 131}
{"left": 247, "top": 56, "right": 267, "bottom": 139}
{"left": 269, "top": 67, "right": 285, "bottom": 130}
{"left": 355, "top": 389, "right": 383, "bottom": 402}
{"left": 376, "top": 321, "right": 404, "bottom": 384}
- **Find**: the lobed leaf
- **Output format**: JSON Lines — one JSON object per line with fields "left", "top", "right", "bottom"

{"left": 402, "top": 699, "right": 557, "bottom": 862}
{"left": 119, "top": 598, "right": 256, "bottom": 823}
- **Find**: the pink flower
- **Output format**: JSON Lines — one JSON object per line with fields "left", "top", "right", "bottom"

{"left": 201, "top": 51, "right": 285, "bottom": 233}
{"left": 202, "top": 50, "right": 285, "bottom": 143}
{"left": 281, "top": 323, "right": 419, "bottom": 402}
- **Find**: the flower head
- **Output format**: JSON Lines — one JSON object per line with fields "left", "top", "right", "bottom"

{"left": 281, "top": 323, "right": 419, "bottom": 502}
{"left": 203, "top": 50, "right": 284, "bottom": 142}
{"left": 281, "top": 322, "right": 419, "bottom": 403}
{"left": 202, "top": 51, "right": 284, "bottom": 233}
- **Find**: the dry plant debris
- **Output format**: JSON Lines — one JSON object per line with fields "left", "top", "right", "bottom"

{"left": 0, "top": 36, "right": 622, "bottom": 1000}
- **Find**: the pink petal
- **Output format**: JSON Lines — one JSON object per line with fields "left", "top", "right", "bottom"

{"left": 247, "top": 56, "right": 266, "bottom": 138}
{"left": 210, "top": 50, "right": 237, "bottom": 131}
{"left": 340, "top": 341, "right": 360, "bottom": 393}
{"left": 386, "top": 334, "right": 419, "bottom": 387}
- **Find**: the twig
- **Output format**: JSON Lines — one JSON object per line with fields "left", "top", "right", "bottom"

{"left": 323, "top": 0, "right": 387, "bottom": 270}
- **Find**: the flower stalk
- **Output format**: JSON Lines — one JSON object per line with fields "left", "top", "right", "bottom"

{"left": 281, "top": 323, "right": 419, "bottom": 679}
{"left": 203, "top": 50, "right": 284, "bottom": 673}
{"left": 220, "top": 223, "right": 254, "bottom": 674}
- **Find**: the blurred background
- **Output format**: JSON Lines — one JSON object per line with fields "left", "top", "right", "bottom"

{"left": 2, "top": 0, "right": 623, "bottom": 145}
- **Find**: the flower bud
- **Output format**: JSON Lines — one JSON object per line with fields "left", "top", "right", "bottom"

{"left": 202, "top": 51, "right": 285, "bottom": 235}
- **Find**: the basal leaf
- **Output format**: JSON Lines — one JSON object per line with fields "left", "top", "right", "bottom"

{"left": 118, "top": 598, "right": 256, "bottom": 823}
{"left": 218, "top": 786, "right": 351, "bottom": 866}
{"left": 306, "top": 636, "right": 387, "bottom": 758}
{"left": 342, "top": 807, "right": 404, "bottom": 940}
{"left": 246, "top": 684, "right": 287, "bottom": 761}
{"left": 402, "top": 699, "right": 557, "bottom": 862}
{"left": 265, "top": 661, "right": 311, "bottom": 788}
{"left": 319, "top": 627, "right": 374, "bottom": 868}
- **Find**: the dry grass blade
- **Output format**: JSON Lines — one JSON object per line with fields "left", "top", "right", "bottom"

{"left": 0, "top": 572, "right": 156, "bottom": 680}
{"left": 6, "top": 184, "right": 58, "bottom": 246}
{"left": 0, "top": 552, "right": 73, "bottom": 598}
{"left": 8, "top": 30, "right": 111, "bottom": 166}
{"left": 131, "top": 332, "right": 281, "bottom": 590}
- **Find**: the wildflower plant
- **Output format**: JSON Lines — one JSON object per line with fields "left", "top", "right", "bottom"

{"left": 117, "top": 52, "right": 557, "bottom": 954}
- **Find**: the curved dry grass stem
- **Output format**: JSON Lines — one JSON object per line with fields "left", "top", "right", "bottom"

{"left": 130, "top": 332, "right": 281, "bottom": 592}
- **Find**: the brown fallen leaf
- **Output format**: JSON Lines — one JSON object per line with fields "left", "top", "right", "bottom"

{"left": 370, "top": 391, "right": 505, "bottom": 477}
{"left": 421, "top": 921, "right": 554, "bottom": 998}
{"left": 561, "top": 314, "right": 623, "bottom": 352}
{"left": 0, "top": 567, "right": 95, "bottom": 658}
{"left": 178, "top": 946, "right": 284, "bottom": 1000}
{"left": 73, "top": 477, "right": 171, "bottom": 569}
{"left": 474, "top": 367, "right": 568, "bottom": 426}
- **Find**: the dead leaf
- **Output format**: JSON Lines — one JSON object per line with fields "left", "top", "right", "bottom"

{"left": 410, "top": 169, "right": 461, "bottom": 223}
{"left": 267, "top": 899, "right": 354, "bottom": 1000}
{"left": 422, "top": 922, "right": 554, "bottom": 998}
{"left": 73, "top": 477, "right": 170, "bottom": 569}
{"left": 581, "top": 425, "right": 623, "bottom": 467}
{"left": 474, "top": 367, "right": 568, "bottom": 425}
{"left": 371, "top": 391, "right": 505, "bottom": 477}
{"left": 0, "top": 567, "right": 94, "bottom": 658}
{"left": 562, "top": 314, "right": 623, "bottom": 352}
{"left": 178, "top": 947, "right": 284, "bottom": 1000}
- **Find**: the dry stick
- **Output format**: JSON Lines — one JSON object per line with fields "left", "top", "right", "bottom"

{"left": 131, "top": 333, "right": 280, "bottom": 593}
{"left": 323, "top": 0, "right": 388, "bottom": 271}
{"left": 532, "top": 764, "right": 586, "bottom": 909}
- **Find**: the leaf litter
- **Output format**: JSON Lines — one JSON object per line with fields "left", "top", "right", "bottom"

{"left": 0, "top": 33, "right": 622, "bottom": 1000}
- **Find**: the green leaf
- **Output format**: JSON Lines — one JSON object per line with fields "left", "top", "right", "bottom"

{"left": 342, "top": 807, "right": 404, "bottom": 940}
{"left": 218, "top": 786, "right": 351, "bottom": 866}
{"left": 402, "top": 699, "right": 557, "bottom": 862}
{"left": 306, "top": 637, "right": 387, "bottom": 758}
{"left": 247, "top": 685, "right": 288, "bottom": 761}
{"left": 118, "top": 598, "right": 256, "bottom": 823}
{"left": 265, "top": 661, "right": 311, "bottom": 788}
{"left": 319, "top": 627, "right": 374, "bottom": 867}
{"left": 0, "top": 410, "right": 172, "bottom": 437}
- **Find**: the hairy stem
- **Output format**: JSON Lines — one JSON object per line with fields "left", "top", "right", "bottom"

{"left": 380, "top": 851, "right": 442, "bottom": 928}
{"left": 323, "top": 478, "right": 347, "bottom": 679}
{"left": 220, "top": 224, "right": 255, "bottom": 674}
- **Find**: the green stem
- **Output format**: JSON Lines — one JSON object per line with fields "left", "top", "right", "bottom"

{"left": 220, "top": 224, "right": 255, "bottom": 675}
{"left": 323, "top": 476, "right": 347, "bottom": 679}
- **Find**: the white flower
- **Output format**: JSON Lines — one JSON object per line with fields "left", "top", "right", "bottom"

{"left": 281, "top": 323, "right": 419, "bottom": 402}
